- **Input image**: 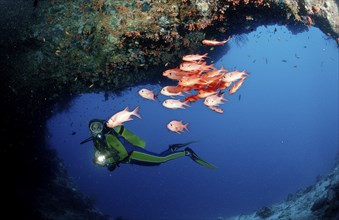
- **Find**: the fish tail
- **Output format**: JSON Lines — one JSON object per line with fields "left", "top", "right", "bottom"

{"left": 133, "top": 106, "right": 142, "bottom": 119}
{"left": 203, "top": 53, "right": 210, "bottom": 60}
{"left": 183, "top": 100, "right": 191, "bottom": 107}
{"left": 154, "top": 93, "right": 159, "bottom": 100}
{"left": 184, "top": 122, "right": 190, "bottom": 132}
{"left": 221, "top": 93, "right": 229, "bottom": 101}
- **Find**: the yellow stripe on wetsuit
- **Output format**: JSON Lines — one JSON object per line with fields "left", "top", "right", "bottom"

{"left": 129, "top": 151, "right": 186, "bottom": 163}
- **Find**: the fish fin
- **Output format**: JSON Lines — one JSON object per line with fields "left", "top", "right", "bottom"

{"left": 184, "top": 122, "right": 190, "bottom": 132}
{"left": 221, "top": 93, "right": 229, "bottom": 101}
{"left": 133, "top": 106, "right": 142, "bottom": 119}
{"left": 183, "top": 100, "right": 191, "bottom": 107}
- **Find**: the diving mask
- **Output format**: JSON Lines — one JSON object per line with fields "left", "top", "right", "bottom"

{"left": 89, "top": 120, "right": 104, "bottom": 137}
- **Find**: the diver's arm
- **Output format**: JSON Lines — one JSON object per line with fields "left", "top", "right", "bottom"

{"left": 114, "top": 126, "right": 146, "bottom": 148}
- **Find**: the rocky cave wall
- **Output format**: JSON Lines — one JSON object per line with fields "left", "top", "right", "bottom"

{"left": 2, "top": 0, "right": 338, "bottom": 219}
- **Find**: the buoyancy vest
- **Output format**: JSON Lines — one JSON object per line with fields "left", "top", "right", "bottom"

{"left": 94, "top": 126, "right": 146, "bottom": 166}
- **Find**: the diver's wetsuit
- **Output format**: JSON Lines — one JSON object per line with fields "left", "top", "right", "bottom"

{"left": 93, "top": 125, "right": 186, "bottom": 170}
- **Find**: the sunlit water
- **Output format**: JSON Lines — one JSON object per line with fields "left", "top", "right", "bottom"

{"left": 47, "top": 25, "right": 338, "bottom": 220}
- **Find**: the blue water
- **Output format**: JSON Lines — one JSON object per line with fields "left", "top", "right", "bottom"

{"left": 47, "top": 25, "right": 338, "bottom": 220}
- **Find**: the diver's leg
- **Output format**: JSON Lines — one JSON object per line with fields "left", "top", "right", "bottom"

{"left": 128, "top": 147, "right": 186, "bottom": 166}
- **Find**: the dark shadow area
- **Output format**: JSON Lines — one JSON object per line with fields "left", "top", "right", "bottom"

{"left": 3, "top": 0, "right": 337, "bottom": 219}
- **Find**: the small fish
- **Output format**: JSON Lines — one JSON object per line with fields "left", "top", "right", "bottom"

{"left": 182, "top": 53, "right": 208, "bottom": 62}
{"left": 282, "top": 60, "right": 287, "bottom": 63}
{"left": 238, "top": 94, "right": 241, "bottom": 101}
{"left": 162, "top": 99, "right": 190, "bottom": 109}
{"left": 167, "top": 120, "right": 190, "bottom": 134}
{"left": 203, "top": 93, "right": 228, "bottom": 107}
{"left": 307, "top": 16, "right": 313, "bottom": 27}
{"left": 222, "top": 70, "right": 249, "bottom": 83}
{"left": 106, "top": 106, "right": 141, "bottom": 128}
{"left": 229, "top": 77, "right": 246, "bottom": 95}
{"left": 202, "top": 36, "right": 231, "bottom": 46}
{"left": 161, "top": 86, "right": 185, "bottom": 97}
{"left": 138, "top": 88, "right": 157, "bottom": 101}
{"left": 208, "top": 106, "right": 224, "bottom": 114}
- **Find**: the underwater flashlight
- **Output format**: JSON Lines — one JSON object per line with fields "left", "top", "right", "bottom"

{"left": 97, "top": 155, "right": 106, "bottom": 164}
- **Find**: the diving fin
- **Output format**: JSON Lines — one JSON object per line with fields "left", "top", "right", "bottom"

{"left": 169, "top": 140, "right": 199, "bottom": 152}
{"left": 185, "top": 147, "right": 217, "bottom": 169}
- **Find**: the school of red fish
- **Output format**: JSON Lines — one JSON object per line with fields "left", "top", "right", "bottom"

{"left": 108, "top": 37, "right": 250, "bottom": 134}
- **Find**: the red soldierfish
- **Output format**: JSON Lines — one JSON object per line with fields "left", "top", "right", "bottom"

{"left": 222, "top": 70, "right": 249, "bottom": 83}
{"left": 179, "top": 61, "right": 213, "bottom": 72}
{"left": 202, "top": 36, "right": 231, "bottom": 46}
{"left": 106, "top": 106, "right": 141, "bottom": 128}
{"left": 229, "top": 77, "right": 246, "bottom": 95}
{"left": 208, "top": 106, "right": 224, "bottom": 114}
{"left": 162, "top": 99, "right": 190, "bottom": 109}
{"left": 161, "top": 86, "right": 185, "bottom": 97}
{"left": 138, "top": 88, "right": 157, "bottom": 101}
{"left": 184, "top": 95, "right": 201, "bottom": 103}
{"left": 203, "top": 93, "right": 228, "bottom": 107}
{"left": 182, "top": 53, "right": 208, "bottom": 62}
{"left": 167, "top": 120, "right": 190, "bottom": 134}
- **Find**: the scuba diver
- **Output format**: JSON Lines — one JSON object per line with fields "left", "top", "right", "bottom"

{"left": 80, "top": 119, "right": 217, "bottom": 172}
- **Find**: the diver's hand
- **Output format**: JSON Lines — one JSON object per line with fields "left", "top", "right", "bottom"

{"left": 107, "top": 164, "right": 117, "bottom": 172}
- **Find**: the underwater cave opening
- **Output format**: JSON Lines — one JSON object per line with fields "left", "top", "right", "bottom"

{"left": 47, "top": 25, "right": 338, "bottom": 220}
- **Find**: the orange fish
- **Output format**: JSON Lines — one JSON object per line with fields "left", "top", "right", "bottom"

{"left": 208, "top": 106, "right": 224, "bottom": 114}
{"left": 138, "top": 88, "right": 157, "bottom": 101}
{"left": 203, "top": 93, "right": 228, "bottom": 107}
{"left": 161, "top": 86, "right": 185, "bottom": 97}
{"left": 179, "top": 61, "right": 213, "bottom": 72}
{"left": 162, "top": 99, "right": 190, "bottom": 109}
{"left": 163, "top": 68, "right": 190, "bottom": 81}
{"left": 184, "top": 95, "right": 201, "bottom": 103}
{"left": 202, "top": 36, "right": 231, "bottom": 46}
{"left": 167, "top": 120, "right": 190, "bottom": 134}
{"left": 229, "top": 77, "right": 246, "bottom": 95}
{"left": 106, "top": 106, "right": 141, "bottom": 128}
{"left": 178, "top": 76, "right": 204, "bottom": 87}
{"left": 182, "top": 53, "right": 208, "bottom": 62}
{"left": 222, "top": 70, "right": 249, "bottom": 83}
{"left": 307, "top": 16, "right": 313, "bottom": 27}
{"left": 199, "top": 74, "right": 223, "bottom": 86}
{"left": 203, "top": 67, "right": 227, "bottom": 78}
{"left": 197, "top": 87, "right": 218, "bottom": 99}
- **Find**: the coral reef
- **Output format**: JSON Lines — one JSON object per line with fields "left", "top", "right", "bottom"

{"left": 221, "top": 160, "right": 339, "bottom": 219}
{"left": 1, "top": 0, "right": 337, "bottom": 219}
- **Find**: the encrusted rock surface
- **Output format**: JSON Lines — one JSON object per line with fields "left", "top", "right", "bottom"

{"left": 221, "top": 160, "right": 339, "bottom": 219}
{"left": 2, "top": 0, "right": 337, "bottom": 219}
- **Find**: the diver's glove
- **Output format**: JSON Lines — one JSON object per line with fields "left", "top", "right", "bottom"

{"left": 107, "top": 163, "right": 117, "bottom": 172}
